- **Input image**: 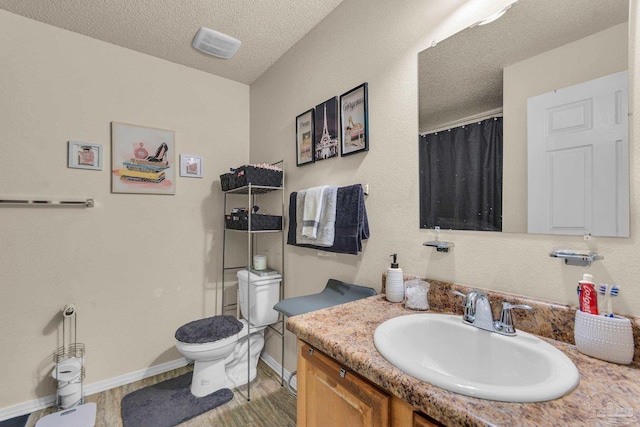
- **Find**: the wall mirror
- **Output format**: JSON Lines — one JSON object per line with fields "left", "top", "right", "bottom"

{"left": 418, "top": 0, "right": 630, "bottom": 237}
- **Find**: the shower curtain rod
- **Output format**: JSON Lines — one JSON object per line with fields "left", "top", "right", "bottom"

{"left": 420, "top": 108, "right": 503, "bottom": 136}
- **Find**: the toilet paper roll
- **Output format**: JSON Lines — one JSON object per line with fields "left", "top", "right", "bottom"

{"left": 253, "top": 255, "right": 267, "bottom": 270}
{"left": 63, "top": 304, "right": 76, "bottom": 318}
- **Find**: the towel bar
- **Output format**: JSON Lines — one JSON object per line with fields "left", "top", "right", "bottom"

{"left": 0, "top": 198, "right": 94, "bottom": 208}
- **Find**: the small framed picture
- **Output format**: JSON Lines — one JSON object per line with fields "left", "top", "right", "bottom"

{"left": 340, "top": 83, "right": 369, "bottom": 156}
{"left": 180, "top": 155, "right": 203, "bottom": 178}
{"left": 296, "top": 109, "right": 315, "bottom": 166}
{"left": 314, "top": 97, "right": 340, "bottom": 161}
{"left": 68, "top": 141, "right": 102, "bottom": 170}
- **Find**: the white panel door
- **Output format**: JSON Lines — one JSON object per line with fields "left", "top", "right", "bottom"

{"left": 527, "top": 71, "right": 629, "bottom": 237}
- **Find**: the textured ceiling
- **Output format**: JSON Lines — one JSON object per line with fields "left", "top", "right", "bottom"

{"left": 419, "top": 0, "right": 629, "bottom": 132}
{"left": 0, "top": 0, "right": 345, "bottom": 85}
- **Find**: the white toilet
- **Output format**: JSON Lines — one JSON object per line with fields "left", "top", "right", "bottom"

{"left": 175, "top": 271, "right": 282, "bottom": 397}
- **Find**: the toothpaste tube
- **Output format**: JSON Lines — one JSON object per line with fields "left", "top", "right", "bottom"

{"left": 578, "top": 274, "right": 598, "bottom": 315}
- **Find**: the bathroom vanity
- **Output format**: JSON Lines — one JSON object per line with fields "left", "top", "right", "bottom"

{"left": 288, "top": 283, "right": 640, "bottom": 427}
{"left": 296, "top": 339, "right": 441, "bottom": 426}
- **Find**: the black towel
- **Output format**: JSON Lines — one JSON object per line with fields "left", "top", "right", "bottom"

{"left": 287, "top": 184, "right": 369, "bottom": 255}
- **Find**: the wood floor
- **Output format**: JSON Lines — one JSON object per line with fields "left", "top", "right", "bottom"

{"left": 25, "top": 361, "right": 297, "bottom": 427}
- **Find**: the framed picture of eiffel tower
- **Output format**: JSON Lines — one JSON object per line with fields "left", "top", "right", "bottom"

{"left": 314, "top": 97, "right": 340, "bottom": 161}
{"left": 340, "top": 83, "right": 369, "bottom": 156}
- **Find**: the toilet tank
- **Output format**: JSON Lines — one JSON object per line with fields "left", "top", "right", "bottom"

{"left": 237, "top": 270, "right": 282, "bottom": 327}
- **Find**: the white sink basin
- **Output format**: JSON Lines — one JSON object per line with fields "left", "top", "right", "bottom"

{"left": 374, "top": 313, "right": 579, "bottom": 402}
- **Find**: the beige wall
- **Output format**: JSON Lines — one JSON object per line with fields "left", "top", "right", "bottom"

{"left": 1, "top": 0, "right": 639, "bottom": 412}
{"left": 0, "top": 10, "right": 249, "bottom": 408}
{"left": 503, "top": 23, "right": 629, "bottom": 232}
{"left": 251, "top": 0, "right": 640, "bottom": 374}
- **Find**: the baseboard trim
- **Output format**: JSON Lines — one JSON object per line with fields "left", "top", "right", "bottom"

{"left": 83, "top": 357, "right": 189, "bottom": 396}
{"left": 260, "top": 353, "right": 297, "bottom": 391}
{"left": 0, "top": 395, "right": 56, "bottom": 423}
{"left": 0, "top": 357, "right": 189, "bottom": 422}
{"left": 1, "top": 355, "right": 292, "bottom": 422}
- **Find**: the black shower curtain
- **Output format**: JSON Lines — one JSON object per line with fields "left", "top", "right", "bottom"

{"left": 419, "top": 117, "right": 503, "bottom": 231}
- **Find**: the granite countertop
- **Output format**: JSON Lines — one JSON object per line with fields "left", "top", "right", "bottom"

{"left": 287, "top": 295, "right": 640, "bottom": 427}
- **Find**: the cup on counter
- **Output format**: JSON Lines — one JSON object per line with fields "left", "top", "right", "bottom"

{"left": 253, "top": 255, "right": 267, "bottom": 270}
{"left": 404, "top": 280, "right": 430, "bottom": 311}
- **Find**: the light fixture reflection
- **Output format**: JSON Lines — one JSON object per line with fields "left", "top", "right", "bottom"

{"left": 471, "top": 4, "right": 513, "bottom": 28}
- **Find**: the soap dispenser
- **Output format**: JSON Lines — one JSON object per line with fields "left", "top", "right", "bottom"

{"left": 386, "top": 254, "right": 404, "bottom": 303}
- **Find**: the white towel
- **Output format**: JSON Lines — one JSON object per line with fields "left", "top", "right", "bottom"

{"left": 296, "top": 187, "right": 337, "bottom": 246}
{"left": 302, "top": 186, "right": 326, "bottom": 239}
{"left": 295, "top": 190, "right": 307, "bottom": 243}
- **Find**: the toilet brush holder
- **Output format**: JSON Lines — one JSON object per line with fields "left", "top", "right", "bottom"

{"left": 574, "top": 310, "right": 634, "bottom": 365}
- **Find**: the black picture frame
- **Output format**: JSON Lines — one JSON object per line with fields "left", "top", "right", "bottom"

{"left": 295, "top": 109, "right": 315, "bottom": 166}
{"left": 314, "top": 97, "right": 340, "bottom": 161}
{"left": 340, "top": 82, "right": 369, "bottom": 156}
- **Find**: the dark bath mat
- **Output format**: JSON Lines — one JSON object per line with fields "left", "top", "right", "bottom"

{"left": 121, "top": 373, "right": 233, "bottom": 427}
{"left": 0, "top": 414, "right": 29, "bottom": 427}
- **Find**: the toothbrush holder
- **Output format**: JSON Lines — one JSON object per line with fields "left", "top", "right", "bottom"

{"left": 574, "top": 310, "right": 634, "bottom": 365}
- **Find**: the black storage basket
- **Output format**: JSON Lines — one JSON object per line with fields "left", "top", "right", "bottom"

{"left": 225, "top": 212, "right": 283, "bottom": 231}
{"left": 220, "top": 172, "right": 234, "bottom": 191}
{"left": 220, "top": 165, "right": 283, "bottom": 191}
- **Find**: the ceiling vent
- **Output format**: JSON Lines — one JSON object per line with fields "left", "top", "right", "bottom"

{"left": 192, "top": 27, "right": 241, "bottom": 59}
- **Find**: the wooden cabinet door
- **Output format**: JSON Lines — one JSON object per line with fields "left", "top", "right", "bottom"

{"left": 413, "top": 412, "right": 443, "bottom": 427}
{"left": 391, "top": 396, "right": 444, "bottom": 427}
{"left": 297, "top": 340, "right": 390, "bottom": 427}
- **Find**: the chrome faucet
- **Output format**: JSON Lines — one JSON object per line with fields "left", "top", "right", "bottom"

{"left": 452, "top": 289, "right": 531, "bottom": 336}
